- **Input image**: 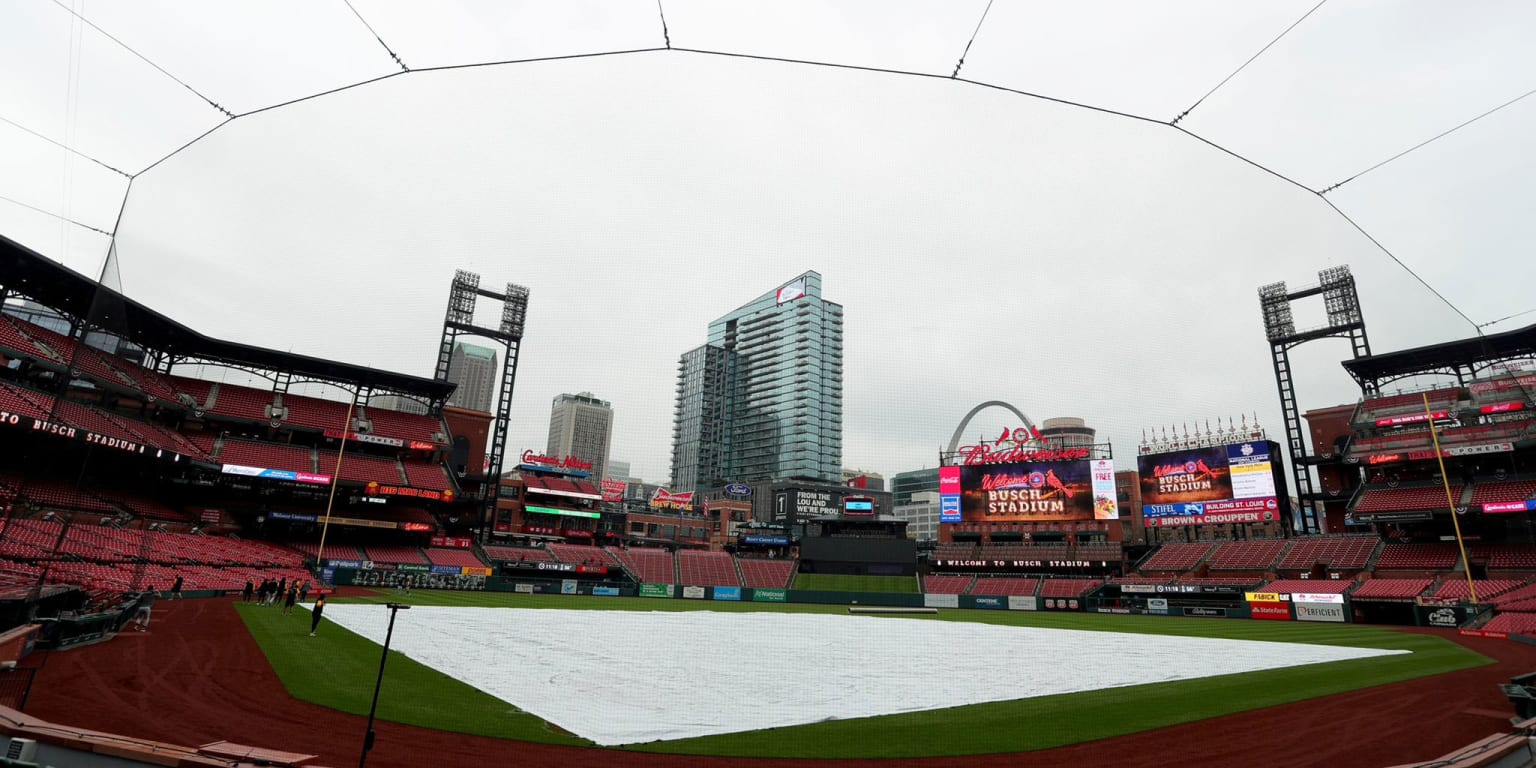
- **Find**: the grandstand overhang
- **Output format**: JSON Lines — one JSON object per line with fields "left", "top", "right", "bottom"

{"left": 1341, "top": 321, "right": 1536, "bottom": 390}
{"left": 0, "top": 234, "right": 455, "bottom": 400}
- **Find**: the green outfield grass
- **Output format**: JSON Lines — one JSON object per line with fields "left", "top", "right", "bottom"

{"left": 240, "top": 592, "right": 1490, "bottom": 758}
{"left": 234, "top": 603, "right": 589, "bottom": 746}
{"left": 791, "top": 572, "right": 920, "bottom": 593}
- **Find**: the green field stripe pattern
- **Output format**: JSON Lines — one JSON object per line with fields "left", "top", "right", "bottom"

{"left": 791, "top": 573, "right": 919, "bottom": 593}
{"left": 242, "top": 593, "right": 1489, "bottom": 758}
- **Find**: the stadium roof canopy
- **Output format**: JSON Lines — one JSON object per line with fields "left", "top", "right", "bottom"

{"left": 0, "top": 233, "right": 454, "bottom": 399}
{"left": 1342, "top": 321, "right": 1536, "bottom": 386}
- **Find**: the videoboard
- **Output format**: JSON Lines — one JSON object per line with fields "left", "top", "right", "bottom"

{"left": 1137, "top": 441, "right": 1282, "bottom": 526}
{"left": 946, "top": 458, "right": 1119, "bottom": 523}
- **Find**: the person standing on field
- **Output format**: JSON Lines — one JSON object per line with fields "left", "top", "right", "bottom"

{"left": 309, "top": 595, "right": 326, "bottom": 637}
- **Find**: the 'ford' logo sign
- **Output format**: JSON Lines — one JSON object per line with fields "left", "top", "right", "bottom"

{"left": 725, "top": 483, "right": 752, "bottom": 496}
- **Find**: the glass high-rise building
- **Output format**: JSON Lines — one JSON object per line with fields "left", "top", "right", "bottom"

{"left": 670, "top": 272, "right": 843, "bottom": 493}
{"left": 890, "top": 467, "right": 940, "bottom": 507}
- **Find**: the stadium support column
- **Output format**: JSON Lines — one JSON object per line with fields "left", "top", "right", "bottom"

{"left": 435, "top": 271, "right": 529, "bottom": 542}
{"left": 1258, "top": 266, "right": 1372, "bottom": 535}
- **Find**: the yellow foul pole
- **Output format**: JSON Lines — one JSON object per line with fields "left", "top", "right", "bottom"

{"left": 1423, "top": 392, "right": 1477, "bottom": 604}
{"left": 314, "top": 388, "right": 360, "bottom": 567}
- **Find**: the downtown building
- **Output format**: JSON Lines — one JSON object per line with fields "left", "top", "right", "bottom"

{"left": 670, "top": 272, "right": 843, "bottom": 494}
{"left": 444, "top": 341, "right": 498, "bottom": 413}
{"left": 546, "top": 391, "right": 614, "bottom": 483}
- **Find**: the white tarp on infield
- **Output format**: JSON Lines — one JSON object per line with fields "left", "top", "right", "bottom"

{"left": 318, "top": 606, "right": 1404, "bottom": 746}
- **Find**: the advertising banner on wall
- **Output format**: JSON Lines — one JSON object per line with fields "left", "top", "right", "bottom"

{"left": 1089, "top": 459, "right": 1120, "bottom": 520}
{"left": 957, "top": 460, "right": 1100, "bottom": 522}
{"left": 1249, "top": 602, "right": 1292, "bottom": 621}
{"left": 924, "top": 593, "right": 960, "bottom": 608}
{"left": 639, "top": 583, "right": 674, "bottom": 598}
{"left": 1139, "top": 441, "right": 1282, "bottom": 526}
{"left": 600, "top": 478, "right": 627, "bottom": 503}
{"left": 1294, "top": 602, "right": 1346, "bottom": 622}
{"left": 1007, "top": 596, "right": 1038, "bottom": 611}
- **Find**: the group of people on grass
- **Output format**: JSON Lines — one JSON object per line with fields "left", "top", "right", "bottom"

{"left": 126, "top": 574, "right": 328, "bottom": 636}
{"left": 241, "top": 576, "right": 311, "bottom": 615}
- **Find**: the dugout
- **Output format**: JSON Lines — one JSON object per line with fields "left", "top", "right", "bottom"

{"left": 798, "top": 517, "right": 917, "bottom": 576}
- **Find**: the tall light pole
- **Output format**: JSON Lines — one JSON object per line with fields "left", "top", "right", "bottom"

{"left": 359, "top": 602, "right": 410, "bottom": 768}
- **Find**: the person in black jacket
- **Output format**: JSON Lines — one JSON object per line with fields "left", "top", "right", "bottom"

{"left": 170, "top": 575, "right": 184, "bottom": 600}
{"left": 309, "top": 595, "right": 326, "bottom": 637}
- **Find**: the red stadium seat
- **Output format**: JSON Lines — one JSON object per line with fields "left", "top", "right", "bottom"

{"left": 1350, "top": 579, "right": 1433, "bottom": 600}
{"left": 1138, "top": 542, "right": 1214, "bottom": 573}
{"left": 968, "top": 577, "right": 1038, "bottom": 596}
{"left": 738, "top": 558, "right": 795, "bottom": 588}
{"left": 676, "top": 550, "right": 740, "bottom": 587}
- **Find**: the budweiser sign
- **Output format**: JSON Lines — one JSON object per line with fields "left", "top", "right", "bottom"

{"left": 600, "top": 478, "right": 627, "bottom": 503}
{"left": 650, "top": 488, "right": 695, "bottom": 511}
{"left": 957, "top": 426, "right": 1088, "bottom": 465}
{"left": 520, "top": 450, "right": 593, "bottom": 471}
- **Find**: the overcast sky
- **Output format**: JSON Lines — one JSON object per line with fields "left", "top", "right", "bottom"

{"left": 1, "top": 1, "right": 1533, "bottom": 487}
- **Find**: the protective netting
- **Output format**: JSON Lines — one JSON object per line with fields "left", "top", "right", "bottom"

{"left": 0, "top": 3, "right": 1532, "bottom": 566}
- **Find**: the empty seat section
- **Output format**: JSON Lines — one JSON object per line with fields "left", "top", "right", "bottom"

{"left": 363, "top": 545, "right": 426, "bottom": 565}
{"left": 0, "top": 382, "right": 52, "bottom": 420}
{"left": 16, "top": 479, "right": 117, "bottom": 514}
{"left": 321, "top": 452, "right": 404, "bottom": 485}
{"left": 483, "top": 546, "right": 555, "bottom": 562}
{"left": 424, "top": 548, "right": 486, "bottom": 568}
{"left": 611, "top": 548, "right": 674, "bottom": 583}
{"left": 676, "top": 550, "right": 739, "bottom": 587}
{"left": 1038, "top": 578, "right": 1100, "bottom": 598}
{"left": 208, "top": 383, "right": 276, "bottom": 421}
{"left": 1206, "top": 540, "right": 1287, "bottom": 570}
{"left": 1350, "top": 579, "right": 1432, "bottom": 600}
{"left": 1432, "top": 579, "right": 1525, "bottom": 601}
{"left": 362, "top": 405, "right": 444, "bottom": 444}
{"left": 1260, "top": 579, "right": 1354, "bottom": 594}
{"left": 1354, "top": 486, "right": 1462, "bottom": 513}
{"left": 1358, "top": 388, "right": 1461, "bottom": 420}
{"left": 1278, "top": 536, "right": 1379, "bottom": 570}
{"left": 220, "top": 439, "right": 313, "bottom": 473}
{"left": 1138, "top": 542, "right": 1214, "bottom": 572}
{"left": 738, "top": 558, "right": 794, "bottom": 588}
{"left": 968, "top": 577, "right": 1038, "bottom": 596}
{"left": 1471, "top": 480, "right": 1536, "bottom": 506}
{"left": 550, "top": 543, "right": 622, "bottom": 567}
{"left": 287, "top": 541, "right": 364, "bottom": 561}
{"left": 1376, "top": 543, "right": 1460, "bottom": 570}
{"left": 934, "top": 542, "right": 976, "bottom": 560}
{"left": 171, "top": 378, "right": 214, "bottom": 411}
{"left": 921, "top": 574, "right": 972, "bottom": 594}
{"left": 1479, "top": 545, "right": 1536, "bottom": 570}
{"left": 1481, "top": 613, "right": 1536, "bottom": 635}
{"left": 0, "top": 316, "right": 59, "bottom": 360}
{"left": 402, "top": 461, "right": 451, "bottom": 490}
{"left": 281, "top": 393, "right": 354, "bottom": 431}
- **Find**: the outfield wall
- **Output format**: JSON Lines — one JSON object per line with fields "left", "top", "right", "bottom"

{"left": 319, "top": 567, "right": 1502, "bottom": 630}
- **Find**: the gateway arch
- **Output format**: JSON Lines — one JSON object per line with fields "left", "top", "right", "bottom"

{"left": 945, "top": 401, "right": 1041, "bottom": 455}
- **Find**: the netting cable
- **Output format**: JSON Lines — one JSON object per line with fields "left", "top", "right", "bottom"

{"left": 342, "top": 0, "right": 409, "bottom": 72}
{"left": 47, "top": 0, "right": 233, "bottom": 117}
{"left": 1171, "top": 0, "right": 1328, "bottom": 126}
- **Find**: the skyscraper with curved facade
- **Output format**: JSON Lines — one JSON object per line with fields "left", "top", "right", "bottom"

{"left": 670, "top": 272, "right": 843, "bottom": 494}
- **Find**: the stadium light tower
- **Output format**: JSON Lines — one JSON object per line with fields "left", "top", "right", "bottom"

{"left": 1258, "top": 266, "right": 1373, "bottom": 534}
{"left": 435, "top": 271, "right": 531, "bottom": 540}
